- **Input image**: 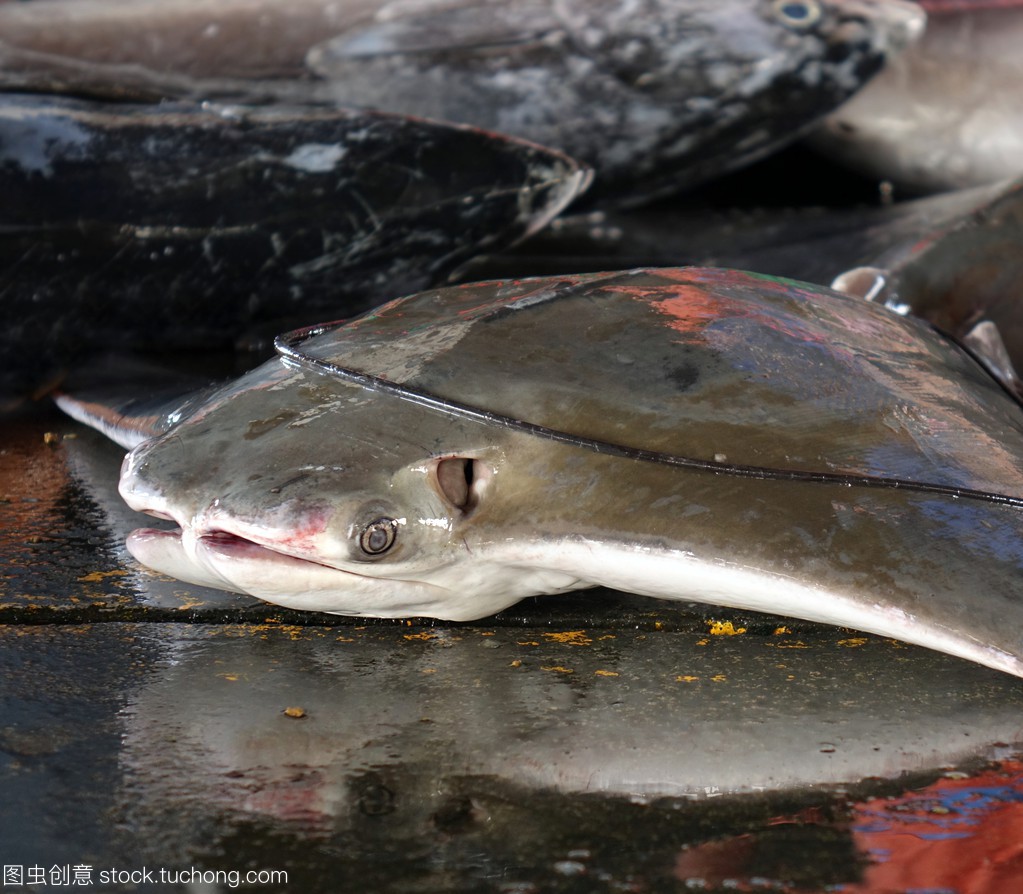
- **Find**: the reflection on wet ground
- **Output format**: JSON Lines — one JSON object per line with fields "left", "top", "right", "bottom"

{"left": 3, "top": 405, "right": 1023, "bottom": 892}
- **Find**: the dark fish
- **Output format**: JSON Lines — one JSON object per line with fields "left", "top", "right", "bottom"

{"left": 306, "top": 0, "right": 925, "bottom": 203}
{"left": 0, "top": 92, "right": 587, "bottom": 401}
{"left": 58, "top": 267, "right": 1023, "bottom": 676}
{"left": 0, "top": 0, "right": 925, "bottom": 204}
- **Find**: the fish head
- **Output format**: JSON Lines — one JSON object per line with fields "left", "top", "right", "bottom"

{"left": 118, "top": 360, "right": 578, "bottom": 620}
{"left": 553, "top": 0, "right": 925, "bottom": 106}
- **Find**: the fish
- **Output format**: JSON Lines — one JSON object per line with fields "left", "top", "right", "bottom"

{"left": 826, "top": 177, "right": 1023, "bottom": 390}
{"left": 0, "top": 0, "right": 926, "bottom": 205}
{"left": 114, "top": 624, "right": 1023, "bottom": 835}
{"left": 57, "top": 267, "right": 1023, "bottom": 677}
{"left": 463, "top": 175, "right": 1023, "bottom": 394}
{"left": 811, "top": 0, "right": 1023, "bottom": 193}
{"left": 305, "top": 0, "right": 925, "bottom": 203}
{"left": 0, "top": 92, "right": 587, "bottom": 401}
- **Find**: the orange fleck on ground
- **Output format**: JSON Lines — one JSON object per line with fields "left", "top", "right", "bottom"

{"left": 542, "top": 630, "right": 592, "bottom": 646}
{"left": 708, "top": 620, "right": 747, "bottom": 636}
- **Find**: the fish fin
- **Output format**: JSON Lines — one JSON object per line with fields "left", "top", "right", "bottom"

{"left": 961, "top": 320, "right": 1023, "bottom": 402}
{"left": 307, "top": 1, "right": 558, "bottom": 64}
{"left": 830, "top": 266, "right": 891, "bottom": 303}
{"left": 54, "top": 358, "right": 221, "bottom": 449}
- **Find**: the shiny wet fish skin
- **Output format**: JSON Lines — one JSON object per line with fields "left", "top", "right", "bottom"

{"left": 60, "top": 268, "right": 1023, "bottom": 678}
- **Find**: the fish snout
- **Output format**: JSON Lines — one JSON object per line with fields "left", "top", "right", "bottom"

{"left": 118, "top": 443, "right": 181, "bottom": 524}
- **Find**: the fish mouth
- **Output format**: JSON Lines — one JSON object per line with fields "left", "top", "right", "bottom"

{"left": 195, "top": 529, "right": 332, "bottom": 567}
{"left": 122, "top": 524, "right": 344, "bottom": 595}
{"left": 123, "top": 525, "right": 455, "bottom": 617}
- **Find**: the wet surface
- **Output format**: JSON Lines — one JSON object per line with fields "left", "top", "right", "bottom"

{"left": 4, "top": 405, "right": 1023, "bottom": 892}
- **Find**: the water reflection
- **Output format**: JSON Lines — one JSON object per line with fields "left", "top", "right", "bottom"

{"left": 113, "top": 623, "right": 1023, "bottom": 890}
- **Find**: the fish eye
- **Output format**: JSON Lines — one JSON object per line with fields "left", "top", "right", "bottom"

{"left": 772, "top": 0, "right": 822, "bottom": 28}
{"left": 359, "top": 518, "right": 398, "bottom": 556}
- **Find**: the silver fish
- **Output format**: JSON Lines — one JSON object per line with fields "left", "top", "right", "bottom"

{"left": 0, "top": 0, "right": 926, "bottom": 204}
{"left": 812, "top": 0, "right": 1023, "bottom": 193}
{"left": 58, "top": 268, "right": 1023, "bottom": 677}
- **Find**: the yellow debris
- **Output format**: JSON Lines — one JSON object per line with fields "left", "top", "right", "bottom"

{"left": 76, "top": 570, "right": 128, "bottom": 583}
{"left": 540, "top": 665, "right": 574, "bottom": 674}
{"left": 707, "top": 620, "right": 746, "bottom": 636}
{"left": 283, "top": 707, "right": 306, "bottom": 719}
{"left": 542, "top": 630, "right": 592, "bottom": 646}
{"left": 675, "top": 675, "right": 699, "bottom": 683}
{"left": 594, "top": 670, "right": 619, "bottom": 677}
{"left": 838, "top": 637, "right": 869, "bottom": 648}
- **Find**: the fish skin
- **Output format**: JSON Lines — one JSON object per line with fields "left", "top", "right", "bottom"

{"left": 306, "top": 0, "right": 925, "bottom": 204}
{"left": 463, "top": 175, "right": 1023, "bottom": 392}
{"left": 61, "top": 267, "right": 1023, "bottom": 677}
{"left": 829, "top": 178, "right": 1023, "bottom": 381}
{"left": 0, "top": 0, "right": 926, "bottom": 204}
{"left": 0, "top": 0, "right": 376, "bottom": 79}
{"left": 0, "top": 92, "right": 587, "bottom": 401}
{"left": 812, "top": 2, "right": 1023, "bottom": 192}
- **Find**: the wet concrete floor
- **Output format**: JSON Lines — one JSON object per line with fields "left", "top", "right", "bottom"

{"left": 3, "top": 403, "right": 1023, "bottom": 892}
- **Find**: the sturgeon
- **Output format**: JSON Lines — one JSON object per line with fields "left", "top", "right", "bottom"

{"left": 59, "top": 268, "right": 1023, "bottom": 676}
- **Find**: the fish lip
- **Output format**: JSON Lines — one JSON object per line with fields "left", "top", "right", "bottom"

{"left": 128, "top": 524, "right": 341, "bottom": 573}
{"left": 194, "top": 528, "right": 341, "bottom": 573}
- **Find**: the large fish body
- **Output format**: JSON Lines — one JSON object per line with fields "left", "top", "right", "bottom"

{"left": 0, "top": 0, "right": 925, "bottom": 203}
{"left": 62, "top": 268, "right": 1023, "bottom": 677}
{"left": 812, "top": 0, "right": 1023, "bottom": 193}
{"left": 465, "top": 176, "right": 1023, "bottom": 381}
{"left": 0, "top": 92, "right": 585, "bottom": 400}
{"left": 306, "top": 0, "right": 925, "bottom": 202}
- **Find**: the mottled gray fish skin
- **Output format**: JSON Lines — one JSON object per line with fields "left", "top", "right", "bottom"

{"left": 0, "top": 0, "right": 923, "bottom": 203}
{"left": 305, "top": 0, "right": 925, "bottom": 202}
{"left": 83, "top": 268, "right": 1023, "bottom": 678}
